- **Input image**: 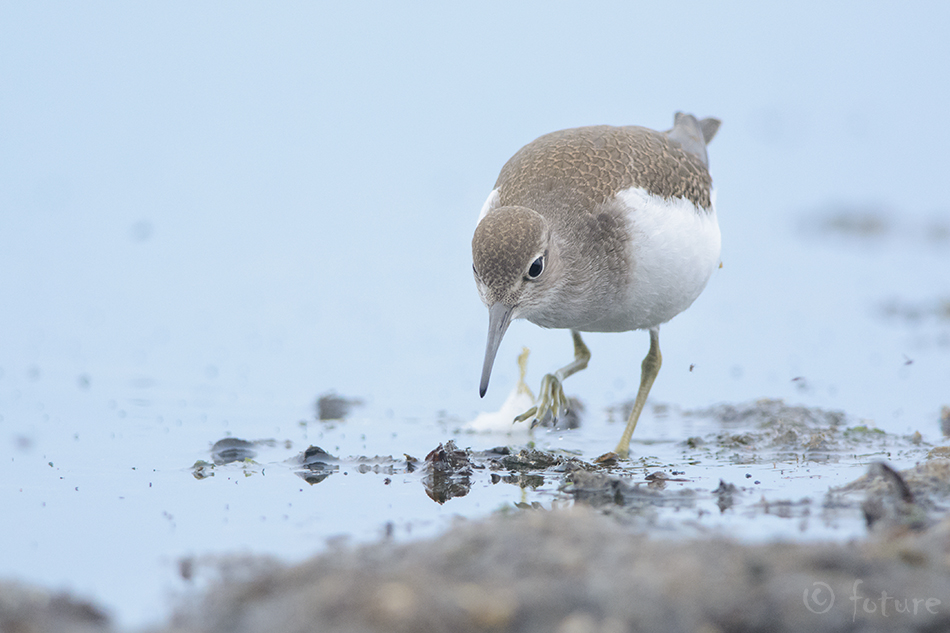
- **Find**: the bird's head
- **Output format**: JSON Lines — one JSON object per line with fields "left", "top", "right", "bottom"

{"left": 471, "top": 206, "right": 554, "bottom": 397}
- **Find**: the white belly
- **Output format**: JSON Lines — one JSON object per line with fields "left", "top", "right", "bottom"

{"left": 582, "top": 187, "right": 721, "bottom": 332}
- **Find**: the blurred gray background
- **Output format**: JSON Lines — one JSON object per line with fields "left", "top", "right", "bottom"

{"left": 3, "top": 2, "right": 947, "bottom": 416}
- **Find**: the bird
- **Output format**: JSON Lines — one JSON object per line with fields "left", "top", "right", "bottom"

{"left": 471, "top": 112, "right": 721, "bottom": 458}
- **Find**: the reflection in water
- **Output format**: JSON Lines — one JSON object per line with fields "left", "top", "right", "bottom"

{"left": 211, "top": 438, "right": 257, "bottom": 465}
{"left": 294, "top": 446, "right": 340, "bottom": 485}
{"left": 191, "top": 460, "right": 214, "bottom": 480}
{"left": 490, "top": 472, "right": 544, "bottom": 489}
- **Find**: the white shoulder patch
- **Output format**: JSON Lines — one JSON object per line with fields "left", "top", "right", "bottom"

{"left": 477, "top": 189, "right": 500, "bottom": 224}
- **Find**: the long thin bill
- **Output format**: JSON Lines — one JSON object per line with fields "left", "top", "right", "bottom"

{"left": 479, "top": 302, "right": 514, "bottom": 397}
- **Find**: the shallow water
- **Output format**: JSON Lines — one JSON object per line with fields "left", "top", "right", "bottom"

{"left": 2, "top": 2, "right": 950, "bottom": 628}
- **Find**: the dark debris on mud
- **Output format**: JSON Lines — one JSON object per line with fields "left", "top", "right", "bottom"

{"left": 188, "top": 399, "right": 939, "bottom": 526}
{"left": 423, "top": 440, "right": 474, "bottom": 504}
{"left": 419, "top": 441, "right": 597, "bottom": 503}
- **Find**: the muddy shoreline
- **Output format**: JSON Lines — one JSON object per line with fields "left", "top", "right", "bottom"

{"left": 4, "top": 399, "right": 949, "bottom": 633}
{"left": 5, "top": 487, "right": 950, "bottom": 633}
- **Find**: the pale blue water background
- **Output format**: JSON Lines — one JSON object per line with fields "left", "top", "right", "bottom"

{"left": 2, "top": 2, "right": 949, "bottom": 627}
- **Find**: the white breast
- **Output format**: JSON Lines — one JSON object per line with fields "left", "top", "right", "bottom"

{"left": 584, "top": 187, "right": 721, "bottom": 332}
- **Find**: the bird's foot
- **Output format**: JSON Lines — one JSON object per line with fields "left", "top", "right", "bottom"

{"left": 513, "top": 372, "right": 569, "bottom": 428}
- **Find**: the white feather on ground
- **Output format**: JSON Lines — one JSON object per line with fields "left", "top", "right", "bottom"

{"left": 466, "top": 348, "right": 535, "bottom": 434}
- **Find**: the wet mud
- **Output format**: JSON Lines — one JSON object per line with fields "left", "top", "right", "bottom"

{"left": 5, "top": 398, "right": 950, "bottom": 632}
{"left": 168, "top": 503, "right": 950, "bottom": 633}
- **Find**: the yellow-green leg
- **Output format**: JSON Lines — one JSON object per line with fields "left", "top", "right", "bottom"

{"left": 615, "top": 327, "right": 661, "bottom": 458}
{"left": 515, "top": 329, "right": 590, "bottom": 427}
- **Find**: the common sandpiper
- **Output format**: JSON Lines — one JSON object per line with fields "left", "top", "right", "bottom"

{"left": 472, "top": 112, "right": 721, "bottom": 458}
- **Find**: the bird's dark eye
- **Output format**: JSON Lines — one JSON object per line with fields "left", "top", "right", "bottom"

{"left": 527, "top": 255, "right": 544, "bottom": 279}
